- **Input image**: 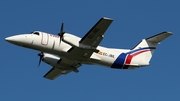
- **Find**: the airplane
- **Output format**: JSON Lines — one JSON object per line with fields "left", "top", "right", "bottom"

{"left": 5, "top": 17, "right": 172, "bottom": 80}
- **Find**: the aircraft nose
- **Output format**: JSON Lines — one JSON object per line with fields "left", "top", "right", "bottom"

{"left": 5, "top": 34, "right": 31, "bottom": 46}
{"left": 5, "top": 36, "right": 15, "bottom": 43}
{"left": 5, "top": 35, "right": 23, "bottom": 44}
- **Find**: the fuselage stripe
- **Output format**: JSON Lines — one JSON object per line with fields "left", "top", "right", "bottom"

{"left": 125, "top": 54, "right": 133, "bottom": 64}
{"left": 122, "top": 54, "right": 133, "bottom": 69}
{"left": 131, "top": 49, "right": 150, "bottom": 56}
{"left": 127, "top": 47, "right": 156, "bottom": 54}
{"left": 111, "top": 53, "right": 127, "bottom": 69}
{"left": 111, "top": 47, "right": 156, "bottom": 69}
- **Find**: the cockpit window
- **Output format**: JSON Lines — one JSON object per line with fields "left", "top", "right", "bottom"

{"left": 32, "top": 32, "right": 40, "bottom": 35}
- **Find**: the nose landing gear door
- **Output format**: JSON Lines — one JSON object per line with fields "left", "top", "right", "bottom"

{"left": 41, "top": 32, "right": 49, "bottom": 46}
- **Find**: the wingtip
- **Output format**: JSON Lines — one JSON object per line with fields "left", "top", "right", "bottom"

{"left": 162, "top": 31, "right": 173, "bottom": 35}
{"left": 102, "top": 17, "right": 113, "bottom": 20}
{"left": 168, "top": 32, "right": 173, "bottom": 35}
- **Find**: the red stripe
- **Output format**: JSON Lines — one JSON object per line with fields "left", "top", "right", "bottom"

{"left": 125, "top": 54, "right": 133, "bottom": 64}
{"left": 123, "top": 54, "right": 133, "bottom": 69}
{"left": 131, "top": 50, "right": 150, "bottom": 56}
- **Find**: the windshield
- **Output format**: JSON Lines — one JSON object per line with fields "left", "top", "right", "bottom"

{"left": 31, "top": 31, "right": 40, "bottom": 35}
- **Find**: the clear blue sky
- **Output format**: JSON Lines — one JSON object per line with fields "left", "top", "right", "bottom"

{"left": 0, "top": 0, "right": 179, "bottom": 101}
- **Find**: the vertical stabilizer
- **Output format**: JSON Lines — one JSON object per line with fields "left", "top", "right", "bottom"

{"left": 129, "top": 32, "right": 172, "bottom": 66}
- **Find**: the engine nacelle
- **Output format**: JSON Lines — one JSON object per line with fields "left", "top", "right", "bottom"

{"left": 63, "top": 33, "right": 99, "bottom": 53}
{"left": 63, "top": 33, "right": 81, "bottom": 47}
{"left": 42, "top": 53, "right": 60, "bottom": 67}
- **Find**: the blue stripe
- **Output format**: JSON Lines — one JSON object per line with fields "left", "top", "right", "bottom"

{"left": 127, "top": 47, "right": 156, "bottom": 54}
{"left": 111, "top": 53, "right": 127, "bottom": 69}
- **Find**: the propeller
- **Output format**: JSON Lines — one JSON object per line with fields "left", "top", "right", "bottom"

{"left": 58, "top": 23, "right": 65, "bottom": 45}
{"left": 38, "top": 52, "right": 44, "bottom": 67}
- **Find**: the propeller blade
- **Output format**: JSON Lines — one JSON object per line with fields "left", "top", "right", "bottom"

{"left": 60, "top": 23, "right": 64, "bottom": 35}
{"left": 58, "top": 22, "right": 65, "bottom": 46}
{"left": 58, "top": 23, "right": 64, "bottom": 36}
{"left": 38, "top": 52, "right": 44, "bottom": 67}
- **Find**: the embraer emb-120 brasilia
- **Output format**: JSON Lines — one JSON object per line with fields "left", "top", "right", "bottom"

{"left": 5, "top": 17, "right": 172, "bottom": 80}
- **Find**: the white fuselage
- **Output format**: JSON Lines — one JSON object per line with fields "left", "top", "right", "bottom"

{"left": 5, "top": 31, "right": 145, "bottom": 69}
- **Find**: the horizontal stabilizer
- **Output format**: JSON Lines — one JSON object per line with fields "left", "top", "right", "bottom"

{"left": 146, "top": 32, "right": 172, "bottom": 43}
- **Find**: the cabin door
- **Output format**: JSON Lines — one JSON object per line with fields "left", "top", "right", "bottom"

{"left": 41, "top": 32, "right": 49, "bottom": 46}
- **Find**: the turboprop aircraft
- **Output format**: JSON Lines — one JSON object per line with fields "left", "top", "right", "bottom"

{"left": 5, "top": 17, "right": 172, "bottom": 80}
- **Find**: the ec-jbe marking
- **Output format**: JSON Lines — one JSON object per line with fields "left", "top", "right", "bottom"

{"left": 98, "top": 51, "right": 115, "bottom": 58}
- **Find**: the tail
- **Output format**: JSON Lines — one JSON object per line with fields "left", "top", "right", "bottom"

{"left": 128, "top": 32, "right": 172, "bottom": 66}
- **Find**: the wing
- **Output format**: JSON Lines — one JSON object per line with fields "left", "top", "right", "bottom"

{"left": 43, "top": 67, "right": 62, "bottom": 80}
{"left": 44, "top": 17, "right": 113, "bottom": 80}
{"left": 68, "top": 18, "right": 113, "bottom": 61}
{"left": 67, "top": 17, "right": 113, "bottom": 60}
{"left": 43, "top": 57, "right": 81, "bottom": 80}
{"left": 79, "top": 17, "right": 113, "bottom": 48}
